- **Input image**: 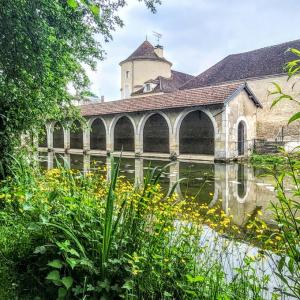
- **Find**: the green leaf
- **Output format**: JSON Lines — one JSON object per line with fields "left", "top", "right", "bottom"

{"left": 46, "top": 270, "right": 60, "bottom": 282}
{"left": 271, "top": 82, "right": 282, "bottom": 94}
{"left": 66, "top": 257, "right": 78, "bottom": 269}
{"left": 186, "top": 274, "right": 205, "bottom": 283}
{"left": 163, "top": 291, "right": 172, "bottom": 297}
{"left": 288, "top": 112, "right": 300, "bottom": 124}
{"left": 67, "top": 0, "right": 78, "bottom": 9}
{"left": 23, "top": 202, "right": 33, "bottom": 211}
{"left": 58, "top": 287, "right": 67, "bottom": 298}
{"left": 34, "top": 245, "right": 46, "bottom": 254}
{"left": 290, "top": 48, "right": 300, "bottom": 57}
{"left": 48, "top": 259, "right": 63, "bottom": 269}
{"left": 69, "top": 248, "right": 80, "bottom": 257}
{"left": 89, "top": 4, "right": 100, "bottom": 17}
{"left": 271, "top": 94, "right": 293, "bottom": 109}
{"left": 278, "top": 257, "right": 285, "bottom": 272}
{"left": 61, "top": 276, "right": 73, "bottom": 290}
{"left": 122, "top": 280, "right": 133, "bottom": 291}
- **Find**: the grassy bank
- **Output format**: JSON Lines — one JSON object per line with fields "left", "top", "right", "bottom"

{"left": 250, "top": 153, "right": 300, "bottom": 166}
{"left": 0, "top": 158, "right": 296, "bottom": 299}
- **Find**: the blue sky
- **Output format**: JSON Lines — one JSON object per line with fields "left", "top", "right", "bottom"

{"left": 86, "top": 0, "right": 300, "bottom": 100}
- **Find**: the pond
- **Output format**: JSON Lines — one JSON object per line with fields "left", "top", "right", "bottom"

{"left": 39, "top": 152, "right": 277, "bottom": 228}
{"left": 38, "top": 152, "right": 298, "bottom": 299}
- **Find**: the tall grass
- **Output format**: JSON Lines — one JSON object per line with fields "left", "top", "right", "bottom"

{"left": 0, "top": 155, "right": 289, "bottom": 299}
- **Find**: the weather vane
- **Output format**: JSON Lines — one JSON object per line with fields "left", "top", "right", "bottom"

{"left": 153, "top": 31, "right": 162, "bottom": 45}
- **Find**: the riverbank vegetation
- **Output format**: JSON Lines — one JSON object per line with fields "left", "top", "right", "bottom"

{"left": 0, "top": 156, "right": 292, "bottom": 299}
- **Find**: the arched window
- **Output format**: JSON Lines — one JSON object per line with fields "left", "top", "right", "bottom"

{"left": 90, "top": 118, "right": 106, "bottom": 150}
{"left": 114, "top": 116, "right": 134, "bottom": 152}
{"left": 143, "top": 114, "right": 169, "bottom": 153}
{"left": 70, "top": 120, "right": 83, "bottom": 149}
{"left": 38, "top": 126, "right": 48, "bottom": 147}
{"left": 179, "top": 111, "right": 214, "bottom": 155}
{"left": 53, "top": 122, "right": 64, "bottom": 148}
{"left": 238, "top": 121, "right": 246, "bottom": 156}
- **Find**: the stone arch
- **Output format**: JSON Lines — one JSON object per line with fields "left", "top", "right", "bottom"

{"left": 138, "top": 112, "right": 171, "bottom": 153}
{"left": 70, "top": 120, "right": 83, "bottom": 149}
{"left": 89, "top": 118, "right": 107, "bottom": 150}
{"left": 175, "top": 108, "right": 217, "bottom": 155}
{"left": 237, "top": 118, "right": 247, "bottom": 156}
{"left": 38, "top": 126, "right": 48, "bottom": 147}
{"left": 111, "top": 115, "right": 135, "bottom": 152}
{"left": 53, "top": 121, "right": 64, "bottom": 148}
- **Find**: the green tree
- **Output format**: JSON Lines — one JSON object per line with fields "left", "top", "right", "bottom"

{"left": 0, "top": 0, "right": 160, "bottom": 178}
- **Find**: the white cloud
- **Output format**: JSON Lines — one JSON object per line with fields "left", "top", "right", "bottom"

{"left": 88, "top": 0, "right": 300, "bottom": 100}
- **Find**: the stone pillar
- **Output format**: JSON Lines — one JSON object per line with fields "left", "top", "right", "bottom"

{"left": 169, "top": 161, "right": 181, "bottom": 197}
{"left": 47, "top": 152, "right": 54, "bottom": 170}
{"left": 134, "top": 158, "right": 144, "bottom": 187}
{"left": 106, "top": 122, "right": 113, "bottom": 153}
{"left": 47, "top": 124, "right": 53, "bottom": 149}
{"left": 135, "top": 132, "right": 142, "bottom": 155}
{"left": 214, "top": 107, "right": 228, "bottom": 161}
{"left": 64, "top": 127, "right": 70, "bottom": 150}
{"left": 83, "top": 125, "right": 90, "bottom": 151}
{"left": 83, "top": 154, "right": 90, "bottom": 174}
{"left": 169, "top": 131, "right": 178, "bottom": 155}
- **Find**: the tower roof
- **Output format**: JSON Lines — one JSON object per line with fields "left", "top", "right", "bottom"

{"left": 120, "top": 40, "right": 172, "bottom": 65}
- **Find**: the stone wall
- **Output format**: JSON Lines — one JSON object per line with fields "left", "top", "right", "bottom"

{"left": 226, "top": 90, "right": 258, "bottom": 158}
{"left": 120, "top": 59, "right": 171, "bottom": 98}
{"left": 247, "top": 75, "right": 300, "bottom": 140}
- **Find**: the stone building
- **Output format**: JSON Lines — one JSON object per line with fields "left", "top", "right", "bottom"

{"left": 40, "top": 39, "right": 300, "bottom": 161}
{"left": 119, "top": 40, "right": 194, "bottom": 98}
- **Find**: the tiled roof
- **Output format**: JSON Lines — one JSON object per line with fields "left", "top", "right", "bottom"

{"left": 81, "top": 82, "right": 260, "bottom": 117}
{"left": 131, "top": 70, "right": 194, "bottom": 96}
{"left": 120, "top": 40, "right": 172, "bottom": 65}
{"left": 181, "top": 39, "right": 300, "bottom": 90}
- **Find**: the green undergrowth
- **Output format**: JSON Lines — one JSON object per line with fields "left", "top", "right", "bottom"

{"left": 250, "top": 153, "right": 300, "bottom": 169}
{"left": 0, "top": 157, "right": 292, "bottom": 299}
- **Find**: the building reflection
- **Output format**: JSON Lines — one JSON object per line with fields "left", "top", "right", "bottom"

{"left": 43, "top": 152, "right": 277, "bottom": 226}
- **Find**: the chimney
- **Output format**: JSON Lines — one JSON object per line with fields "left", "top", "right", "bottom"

{"left": 154, "top": 45, "right": 164, "bottom": 58}
{"left": 100, "top": 95, "right": 105, "bottom": 103}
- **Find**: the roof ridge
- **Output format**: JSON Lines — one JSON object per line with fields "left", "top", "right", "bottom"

{"left": 228, "top": 38, "right": 300, "bottom": 56}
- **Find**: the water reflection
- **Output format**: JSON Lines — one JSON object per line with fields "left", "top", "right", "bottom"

{"left": 40, "top": 152, "right": 277, "bottom": 227}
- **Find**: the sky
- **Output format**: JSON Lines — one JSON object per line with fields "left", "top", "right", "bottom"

{"left": 86, "top": 0, "right": 300, "bottom": 101}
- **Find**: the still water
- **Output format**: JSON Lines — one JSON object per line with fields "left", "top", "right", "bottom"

{"left": 39, "top": 152, "right": 296, "bottom": 298}
{"left": 39, "top": 152, "right": 277, "bottom": 227}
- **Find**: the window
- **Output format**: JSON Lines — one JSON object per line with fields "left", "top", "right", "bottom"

{"left": 145, "top": 83, "right": 151, "bottom": 92}
{"left": 126, "top": 71, "right": 130, "bottom": 79}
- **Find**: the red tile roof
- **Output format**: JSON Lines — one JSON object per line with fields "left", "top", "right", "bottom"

{"left": 131, "top": 70, "right": 195, "bottom": 96}
{"left": 81, "top": 82, "right": 259, "bottom": 117}
{"left": 120, "top": 40, "right": 172, "bottom": 65}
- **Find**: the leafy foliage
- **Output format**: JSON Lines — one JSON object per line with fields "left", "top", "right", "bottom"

{"left": 0, "top": 0, "right": 161, "bottom": 178}
{"left": 268, "top": 48, "right": 300, "bottom": 299}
